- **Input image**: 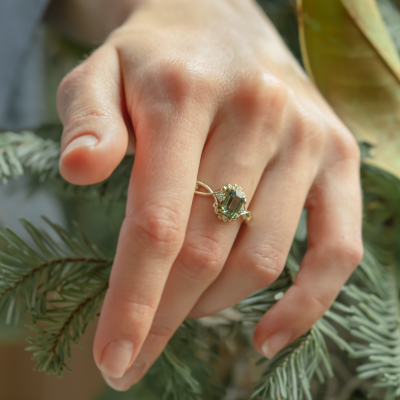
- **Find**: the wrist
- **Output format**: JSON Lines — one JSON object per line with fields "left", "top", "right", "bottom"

{"left": 45, "top": 0, "right": 143, "bottom": 45}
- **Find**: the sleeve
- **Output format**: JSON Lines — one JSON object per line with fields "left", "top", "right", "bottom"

{"left": 0, "top": 0, "right": 51, "bottom": 130}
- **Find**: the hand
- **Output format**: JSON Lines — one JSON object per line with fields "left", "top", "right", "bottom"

{"left": 56, "top": 0, "right": 363, "bottom": 391}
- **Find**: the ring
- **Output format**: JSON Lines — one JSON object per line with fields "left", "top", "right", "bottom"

{"left": 195, "top": 181, "right": 252, "bottom": 223}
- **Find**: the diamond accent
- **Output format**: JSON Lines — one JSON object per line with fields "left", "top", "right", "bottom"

{"left": 239, "top": 204, "right": 245, "bottom": 214}
{"left": 216, "top": 193, "right": 227, "bottom": 202}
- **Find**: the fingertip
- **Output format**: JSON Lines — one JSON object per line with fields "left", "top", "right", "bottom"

{"left": 253, "top": 321, "right": 268, "bottom": 355}
{"left": 59, "top": 134, "right": 126, "bottom": 185}
{"left": 102, "top": 361, "right": 148, "bottom": 391}
{"left": 99, "top": 339, "right": 135, "bottom": 379}
{"left": 254, "top": 329, "right": 294, "bottom": 359}
{"left": 103, "top": 374, "right": 132, "bottom": 392}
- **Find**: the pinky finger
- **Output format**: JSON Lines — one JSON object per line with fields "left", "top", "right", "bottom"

{"left": 253, "top": 156, "right": 363, "bottom": 359}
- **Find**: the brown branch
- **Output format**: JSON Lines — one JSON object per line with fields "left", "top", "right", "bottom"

{"left": 50, "top": 283, "right": 108, "bottom": 358}
{"left": 0, "top": 257, "right": 111, "bottom": 296}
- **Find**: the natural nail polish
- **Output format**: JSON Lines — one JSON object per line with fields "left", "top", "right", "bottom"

{"left": 100, "top": 339, "right": 135, "bottom": 379}
{"left": 63, "top": 134, "right": 98, "bottom": 155}
{"left": 261, "top": 330, "right": 293, "bottom": 359}
{"left": 103, "top": 361, "right": 148, "bottom": 391}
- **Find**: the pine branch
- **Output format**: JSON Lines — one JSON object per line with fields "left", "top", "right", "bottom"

{"left": 327, "top": 248, "right": 400, "bottom": 398}
{"left": 0, "top": 218, "right": 111, "bottom": 324}
{"left": 0, "top": 218, "right": 112, "bottom": 374}
{"left": 160, "top": 320, "right": 223, "bottom": 400}
{"left": 1, "top": 155, "right": 400, "bottom": 398}
{"left": 0, "top": 130, "right": 132, "bottom": 202}
{"left": 57, "top": 155, "right": 133, "bottom": 202}
{"left": 238, "top": 264, "right": 342, "bottom": 400}
{"left": 0, "top": 218, "right": 222, "bottom": 396}
{"left": 250, "top": 323, "right": 333, "bottom": 400}
{"left": 0, "top": 131, "right": 59, "bottom": 183}
{"left": 26, "top": 277, "right": 109, "bottom": 376}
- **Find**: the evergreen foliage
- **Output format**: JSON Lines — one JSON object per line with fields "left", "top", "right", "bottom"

{"left": 0, "top": 131, "right": 59, "bottom": 183}
{"left": 1, "top": 130, "right": 400, "bottom": 399}
{"left": 0, "top": 131, "right": 133, "bottom": 202}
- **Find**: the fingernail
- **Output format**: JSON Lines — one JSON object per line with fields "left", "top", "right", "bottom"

{"left": 261, "top": 330, "right": 293, "bottom": 359}
{"left": 63, "top": 135, "right": 98, "bottom": 155}
{"left": 100, "top": 339, "right": 135, "bottom": 379}
{"left": 103, "top": 361, "right": 147, "bottom": 391}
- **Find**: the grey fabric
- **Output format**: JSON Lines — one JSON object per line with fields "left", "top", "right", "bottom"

{"left": 0, "top": 0, "right": 50, "bottom": 130}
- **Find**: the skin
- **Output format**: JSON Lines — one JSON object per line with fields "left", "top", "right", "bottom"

{"left": 50, "top": 0, "right": 363, "bottom": 391}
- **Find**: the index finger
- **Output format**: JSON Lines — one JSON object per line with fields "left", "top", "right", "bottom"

{"left": 93, "top": 63, "right": 213, "bottom": 379}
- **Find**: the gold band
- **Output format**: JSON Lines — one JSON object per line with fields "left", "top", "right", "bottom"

{"left": 195, "top": 181, "right": 252, "bottom": 222}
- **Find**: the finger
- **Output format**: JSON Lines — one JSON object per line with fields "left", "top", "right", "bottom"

{"left": 190, "top": 154, "right": 313, "bottom": 318}
{"left": 93, "top": 63, "right": 213, "bottom": 380}
{"left": 57, "top": 45, "right": 132, "bottom": 185}
{"left": 102, "top": 73, "right": 290, "bottom": 390}
{"left": 253, "top": 149, "right": 363, "bottom": 359}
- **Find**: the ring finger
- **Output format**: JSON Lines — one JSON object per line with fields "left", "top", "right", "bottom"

{"left": 190, "top": 141, "right": 316, "bottom": 319}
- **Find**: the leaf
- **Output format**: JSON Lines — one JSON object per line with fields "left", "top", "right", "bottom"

{"left": 298, "top": 0, "right": 400, "bottom": 178}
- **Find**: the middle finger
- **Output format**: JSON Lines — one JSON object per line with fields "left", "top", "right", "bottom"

{"left": 104, "top": 74, "right": 287, "bottom": 390}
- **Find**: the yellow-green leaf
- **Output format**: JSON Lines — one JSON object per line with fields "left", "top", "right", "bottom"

{"left": 299, "top": 0, "right": 400, "bottom": 177}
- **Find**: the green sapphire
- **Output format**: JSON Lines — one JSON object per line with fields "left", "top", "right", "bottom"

{"left": 221, "top": 188, "right": 246, "bottom": 220}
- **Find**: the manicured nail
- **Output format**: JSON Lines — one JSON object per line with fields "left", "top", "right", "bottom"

{"left": 262, "top": 330, "right": 293, "bottom": 359}
{"left": 103, "top": 361, "right": 147, "bottom": 391}
{"left": 63, "top": 135, "right": 98, "bottom": 155}
{"left": 100, "top": 339, "right": 135, "bottom": 379}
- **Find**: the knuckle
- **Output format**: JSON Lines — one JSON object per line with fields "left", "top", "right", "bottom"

{"left": 148, "top": 324, "right": 175, "bottom": 339}
{"left": 233, "top": 71, "right": 289, "bottom": 120}
{"left": 307, "top": 292, "right": 331, "bottom": 314}
{"left": 292, "top": 283, "right": 330, "bottom": 316}
{"left": 57, "top": 67, "right": 116, "bottom": 134}
{"left": 109, "top": 289, "right": 157, "bottom": 318}
{"left": 177, "top": 233, "right": 226, "bottom": 282}
{"left": 240, "top": 244, "right": 286, "bottom": 285}
{"left": 62, "top": 106, "right": 113, "bottom": 135}
{"left": 126, "top": 205, "right": 185, "bottom": 253}
{"left": 329, "top": 127, "right": 360, "bottom": 163}
{"left": 144, "top": 59, "right": 213, "bottom": 108}
{"left": 289, "top": 106, "right": 325, "bottom": 151}
{"left": 340, "top": 241, "right": 364, "bottom": 267}
{"left": 261, "top": 77, "right": 289, "bottom": 114}
{"left": 57, "top": 67, "right": 83, "bottom": 107}
{"left": 324, "top": 240, "right": 364, "bottom": 269}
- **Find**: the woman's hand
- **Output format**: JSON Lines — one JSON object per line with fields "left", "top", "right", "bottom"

{"left": 56, "top": 0, "right": 363, "bottom": 391}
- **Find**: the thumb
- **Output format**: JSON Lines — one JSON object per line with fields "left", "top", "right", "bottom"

{"left": 57, "top": 45, "right": 130, "bottom": 185}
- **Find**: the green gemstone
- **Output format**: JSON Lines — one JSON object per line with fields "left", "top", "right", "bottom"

{"left": 221, "top": 188, "right": 246, "bottom": 219}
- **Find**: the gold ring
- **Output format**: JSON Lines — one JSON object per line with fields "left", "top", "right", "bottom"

{"left": 195, "top": 181, "right": 252, "bottom": 223}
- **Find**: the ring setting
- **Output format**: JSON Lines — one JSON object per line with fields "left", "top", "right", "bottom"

{"left": 195, "top": 181, "right": 252, "bottom": 222}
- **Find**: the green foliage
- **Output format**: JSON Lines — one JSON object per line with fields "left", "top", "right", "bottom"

{"left": 331, "top": 251, "right": 400, "bottom": 398}
{"left": 0, "top": 217, "right": 220, "bottom": 398}
{"left": 0, "top": 217, "right": 112, "bottom": 375}
{"left": 2, "top": 130, "right": 400, "bottom": 399}
{"left": 0, "top": 131, "right": 59, "bottom": 183}
{"left": 237, "top": 267, "right": 334, "bottom": 400}
{"left": 0, "top": 131, "right": 133, "bottom": 202}
{"left": 160, "top": 320, "right": 223, "bottom": 400}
